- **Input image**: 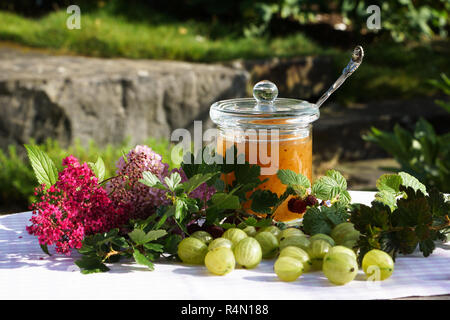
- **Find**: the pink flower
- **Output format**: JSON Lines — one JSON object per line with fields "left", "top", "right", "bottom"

{"left": 107, "top": 145, "right": 216, "bottom": 219}
{"left": 27, "top": 156, "right": 129, "bottom": 255}
{"left": 107, "top": 145, "right": 170, "bottom": 219}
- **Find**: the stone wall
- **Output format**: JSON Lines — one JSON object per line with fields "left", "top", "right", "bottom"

{"left": 0, "top": 49, "right": 248, "bottom": 150}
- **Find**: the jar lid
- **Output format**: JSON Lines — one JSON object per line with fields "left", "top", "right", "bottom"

{"left": 210, "top": 80, "right": 320, "bottom": 130}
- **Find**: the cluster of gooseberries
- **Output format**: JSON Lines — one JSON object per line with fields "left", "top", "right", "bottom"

{"left": 177, "top": 223, "right": 394, "bottom": 285}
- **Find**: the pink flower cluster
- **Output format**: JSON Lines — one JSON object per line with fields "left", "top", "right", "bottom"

{"left": 107, "top": 145, "right": 170, "bottom": 219}
{"left": 26, "top": 156, "right": 129, "bottom": 255}
{"left": 27, "top": 146, "right": 217, "bottom": 255}
{"left": 107, "top": 145, "right": 216, "bottom": 219}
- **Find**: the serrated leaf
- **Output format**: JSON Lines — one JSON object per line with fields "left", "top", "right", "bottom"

{"left": 250, "top": 189, "right": 279, "bottom": 214}
{"left": 133, "top": 248, "right": 154, "bottom": 270}
{"left": 25, "top": 144, "right": 59, "bottom": 188}
{"left": 243, "top": 217, "right": 257, "bottom": 226}
{"left": 312, "top": 177, "right": 339, "bottom": 200}
{"left": 140, "top": 171, "right": 165, "bottom": 189}
{"left": 210, "top": 193, "right": 241, "bottom": 210}
{"left": 374, "top": 190, "right": 397, "bottom": 211}
{"left": 326, "top": 170, "right": 347, "bottom": 190}
{"left": 277, "top": 169, "right": 311, "bottom": 188}
{"left": 398, "top": 172, "right": 427, "bottom": 195}
{"left": 181, "top": 172, "right": 217, "bottom": 194}
{"left": 393, "top": 191, "right": 431, "bottom": 227}
{"left": 322, "top": 204, "right": 349, "bottom": 226}
{"left": 234, "top": 163, "right": 261, "bottom": 185}
{"left": 112, "top": 237, "right": 129, "bottom": 248}
{"left": 128, "top": 229, "right": 167, "bottom": 245}
{"left": 221, "top": 223, "right": 236, "bottom": 230}
{"left": 312, "top": 170, "right": 349, "bottom": 203}
{"left": 427, "top": 188, "right": 450, "bottom": 219}
{"left": 75, "top": 256, "right": 110, "bottom": 274}
{"left": 128, "top": 229, "right": 148, "bottom": 245}
{"left": 376, "top": 174, "right": 402, "bottom": 194}
{"left": 338, "top": 190, "right": 352, "bottom": 205}
{"left": 302, "top": 207, "right": 332, "bottom": 235}
{"left": 143, "top": 243, "right": 164, "bottom": 252}
{"left": 145, "top": 230, "right": 168, "bottom": 242}
{"left": 164, "top": 172, "right": 182, "bottom": 191}
{"left": 419, "top": 239, "right": 435, "bottom": 257}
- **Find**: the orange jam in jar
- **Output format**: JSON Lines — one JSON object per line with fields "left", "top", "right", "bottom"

{"left": 210, "top": 80, "right": 319, "bottom": 222}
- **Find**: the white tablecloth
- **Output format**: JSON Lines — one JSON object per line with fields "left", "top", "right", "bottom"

{"left": 1, "top": 191, "right": 449, "bottom": 300}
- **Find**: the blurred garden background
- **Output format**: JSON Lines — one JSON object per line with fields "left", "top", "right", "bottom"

{"left": 0, "top": 0, "right": 449, "bottom": 214}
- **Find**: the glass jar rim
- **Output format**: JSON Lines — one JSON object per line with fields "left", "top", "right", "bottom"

{"left": 210, "top": 80, "right": 320, "bottom": 130}
{"left": 210, "top": 97, "right": 320, "bottom": 130}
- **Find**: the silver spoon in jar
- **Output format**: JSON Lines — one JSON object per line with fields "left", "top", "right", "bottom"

{"left": 315, "top": 45, "right": 364, "bottom": 108}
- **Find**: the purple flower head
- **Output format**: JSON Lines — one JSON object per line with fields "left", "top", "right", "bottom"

{"left": 107, "top": 145, "right": 170, "bottom": 219}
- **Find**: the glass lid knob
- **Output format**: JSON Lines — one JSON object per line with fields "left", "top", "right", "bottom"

{"left": 253, "top": 80, "right": 278, "bottom": 106}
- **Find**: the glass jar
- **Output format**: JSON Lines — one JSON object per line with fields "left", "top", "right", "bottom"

{"left": 209, "top": 80, "right": 320, "bottom": 222}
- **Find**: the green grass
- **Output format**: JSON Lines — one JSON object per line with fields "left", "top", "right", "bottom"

{"left": 0, "top": 10, "right": 325, "bottom": 61}
{"left": 1, "top": 9, "right": 448, "bottom": 104}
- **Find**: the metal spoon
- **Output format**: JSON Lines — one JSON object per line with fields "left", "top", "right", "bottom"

{"left": 315, "top": 45, "right": 364, "bottom": 108}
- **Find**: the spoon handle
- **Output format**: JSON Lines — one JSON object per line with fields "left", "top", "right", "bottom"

{"left": 316, "top": 46, "right": 364, "bottom": 108}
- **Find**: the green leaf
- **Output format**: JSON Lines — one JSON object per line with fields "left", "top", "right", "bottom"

{"left": 338, "top": 190, "right": 352, "bottom": 205}
{"left": 140, "top": 171, "right": 165, "bottom": 189}
{"left": 302, "top": 204, "right": 348, "bottom": 235}
{"left": 181, "top": 172, "right": 217, "bottom": 194}
{"left": 128, "top": 229, "right": 167, "bottom": 245}
{"left": 164, "top": 172, "right": 182, "bottom": 191}
{"left": 112, "top": 237, "right": 129, "bottom": 249}
{"left": 350, "top": 202, "right": 391, "bottom": 233}
{"left": 221, "top": 223, "right": 236, "bottom": 230}
{"left": 312, "top": 178, "right": 339, "bottom": 200}
{"left": 374, "top": 190, "right": 397, "bottom": 211}
{"left": 95, "top": 156, "right": 106, "bottom": 181}
{"left": 174, "top": 199, "right": 186, "bottom": 220}
{"left": 302, "top": 207, "right": 332, "bottom": 235}
{"left": 145, "top": 230, "right": 168, "bottom": 241}
{"left": 164, "top": 234, "right": 182, "bottom": 255}
{"left": 181, "top": 148, "right": 222, "bottom": 179}
{"left": 128, "top": 229, "right": 147, "bottom": 244}
{"left": 234, "top": 162, "right": 261, "bottom": 185}
{"left": 242, "top": 217, "right": 258, "bottom": 226}
{"left": 398, "top": 172, "right": 427, "bottom": 195}
{"left": 254, "top": 218, "right": 275, "bottom": 228}
{"left": 24, "top": 144, "right": 59, "bottom": 188}
{"left": 143, "top": 243, "right": 164, "bottom": 252}
{"left": 427, "top": 188, "right": 450, "bottom": 219}
{"left": 376, "top": 174, "right": 402, "bottom": 194}
{"left": 326, "top": 170, "right": 347, "bottom": 190}
{"left": 393, "top": 189, "right": 431, "bottom": 227}
{"left": 133, "top": 248, "right": 154, "bottom": 270}
{"left": 89, "top": 156, "right": 106, "bottom": 182}
{"left": 75, "top": 256, "right": 110, "bottom": 274}
{"left": 250, "top": 189, "right": 279, "bottom": 214}
{"left": 419, "top": 239, "right": 435, "bottom": 257}
{"left": 210, "top": 193, "right": 241, "bottom": 210}
{"left": 277, "top": 169, "right": 311, "bottom": 188}
{"left": 40, "top": 244, "right": 51, "bottom": 256}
